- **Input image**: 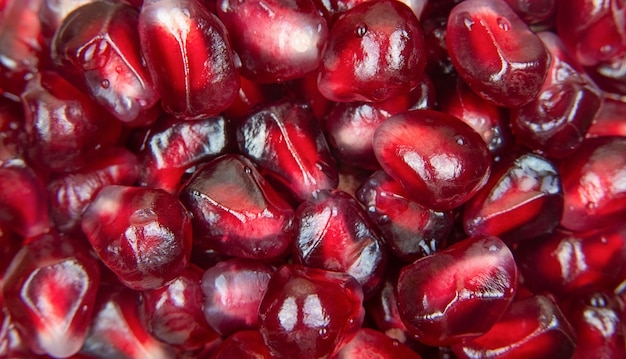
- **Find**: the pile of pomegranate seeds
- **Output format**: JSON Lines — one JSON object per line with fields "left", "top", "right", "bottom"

{"left": 2, "top": 0, "right": 626, "bottom": 357}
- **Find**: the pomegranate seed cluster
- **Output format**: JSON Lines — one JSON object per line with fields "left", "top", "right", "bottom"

{"left": 1, "top": 0, "right": 626, "bottom": 358}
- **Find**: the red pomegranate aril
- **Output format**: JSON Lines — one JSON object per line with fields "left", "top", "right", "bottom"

{"left": 514, "top": 225, "right": 626, "bottom": 298}
{"left": 373, "top": 109, "right": 491, "bottom": 211}
{"left": 588, "top": 95, "right": 626, "bottom": 138}
{"left": 0, "top": 0, "right": 43, "bottom": 98}
{"left": 556, "top": 0, "right": 626, "bottom": 67}
{"left": 324, "top": 95, "right": 409, "bottom": 171}
{"left": 211, "top": 330, "right": 273, "bottom": 359}
{"left": 446, "top": 0, "right": 550, "bottom": 108}
{"left": 0, "top": 159, "right": 51, "bottom": 238}
{"left": 438, "top": 76, "right": 512, "bottom": 156}
{"left": 318, "top": 0, "right": 427, "bottom": 102}
{"left": 0, "top": 311, "right": 35, "bottom": 359}
{"left": 39, "top": 0, "right": 96, "bottom": 44}
{"left": 451, "top": 295, "right": 576, "bottom": 359}
{"left": 293, "top": 190, "right": 388, "bottom": 298}
{"left": 21, "top": 71, "right": 122, "bottom": 172}
{"left": 224, "top": 76, "right": 267, "bottom": 120}
{"left": 559, "top": 136, "right": 626, "bottom": 232}
{"left": 81, "top": 285, "right": 176, "bottom": 359}
{"left": 561, "top": 291, "right": 626, "bottom": 359}
{"left": 588, "top": 51, "right": 626, "bottom": 95}
{"left": 2, "top": 231, "right": 100, "bottom": 358}
{"left": 138, "top": 0, "right": 240, "bottom": 120}
{"left": 510, "top": 31, "right": 602, "bottom": 159}
{"left": 179, "top": 154, "right": 295, "bottom": 260}
{"left": 332, "top": 328, "right": 422, "bottom": 359}
{"left": 217, "top": 0, "right": 328, "bottom": 84}
{"left": 0, "top": 98, "right": 26, "bottom": 162}
{"left": 51, "top": 0, "right": 160, "bottom": 126}
{"left": 140, "top": 264, "right": 219, "bottom": 351}
{"left": 356, "top": 170, "right": 452, "bottom": 262}
{"left": 237, "top": 99, "right": 338, "bottom": 203}
{"left": 81, "top": 185, "right": 192, "bottom": 290}
{"left": 136, "top": 114, "right": 231, "bottom": 193}
{"left": 397, "top": 234, "right": 518, "bottom": 346}
{"left": 364, "top": 264, "right": 415, "bottom": 345}
{"left": 47, "top": 147, "right": 139, "bottom": 234}
{"left": 201, "top": 258, "right": 274, "bottom": 336}
{"left": 463, "top": 153, "right": 563, "bottom": 243}
{"left": 258, "top": 264, "right": 364, "bottom": 359}
{"left": 503, "top": 0, "right": 556, "bottom": 26}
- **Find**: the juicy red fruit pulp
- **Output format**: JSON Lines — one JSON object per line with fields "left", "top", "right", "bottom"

{"left": 1, "top": 0, "right": 626, "bottom": 358}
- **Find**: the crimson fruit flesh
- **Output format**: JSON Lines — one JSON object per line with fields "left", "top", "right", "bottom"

{"left": 4, "top": 0, "right": 626, "bottom": 357}
{"left": 373, "top": 109, "right": 491, "bottom": 211}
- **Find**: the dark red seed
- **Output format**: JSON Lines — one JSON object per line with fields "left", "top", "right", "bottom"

{"left": 373, "top": 109, "right": 491, "bottom": 211}
{"left": 446, "top": 0, "right": 550, "bottom": 108}
{"left": 139, "top": 0, "right": 240, "bottom": 120}
{"left": 397, "top": 234, "right": 518, "bottom": 346}
{"left": 81, "top": 185, "right": 192, "bottom": 290}
{"left": 318, "top": 0, "right": 427, "bottom": 102}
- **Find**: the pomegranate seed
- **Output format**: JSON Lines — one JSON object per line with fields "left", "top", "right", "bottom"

{"left": 323, "top": 93, "right": 411, "bottom": 170}
{"left": 4, "top": 0, "right": 626, "bottom": 356}
{"left": 318, "top": 0, "right": 426, "bottom": 102}
{"left": 561, "top": 291, "right": 626, "bottom": 359}
{"left": 81, "top": 285, "right": 176, "bottom": 359}
{"left": 451, "top": 295, "right": 576, "bottom": 358}
{"left": 139, "top": 265, "right": 219, "bottom": 350}
{"left": 556, "top": 0, "right": 626, "bottom": 67}
{"left": 47, "top": 147, "right": 139, "bottom": 234}
{"left": 39, "top": 0, "right": 96, "bottom": 44}
{"left": 515, "top": 225, "right": 626, "bottom": 298}
{"left": 0, "top": 159, "right": 51, "bottom": 238}
{"left": 293, "top": 190, "right": 388, "bottom": 298}
{"left": 559, "top": 136, "right": 626, "bottom": 232}
{"left": 211, "top": 330, "right": 272, "bottom": 358}
{"left": 201, "top": 258, "right": 274, "bottom": 336}
{"left": 356, "top": 170, "right": 452, "bottom": 262}
{"left": 588, "top": 95, "right": 626, "bottom": 138}
{"left": 364, "top": 264, "right": 415, "bottom": 346}
{"left": 332, "top": 328, "right": 422, "bottom": 359}
{"left": 138, "top": 0, "right": 240, "bottom": 120}
{"left": 81, "top": 185, "right": 192, "bottom": 290}
{"left": 237, "top": 99, "right": 338, "bottom": 202}
{"left": 217, "top": 0, "right": 328, "bottom": 84}
{"left": 258, "top": 264, "right": 364, "bottom": 359}
{"left": 373, "top": 109, "right": 491, "bottom": 211}
{"left": 510, "top": 31, "right": 602, "bottom": 159}
{"left": 136, "top": 114, "right": 231, "bottom": 193}
{"left": 2, "top": 231, "right": 100, "bottom": 358}
{"left": 438, "top": 76, "right": 512, "bottom": 156}
{"left": 503, "top": 0, "right": 556, "bottom": 27}
{"left": 397, "top": 234, "right": 518, "bottom": 346}
{"left": 463, "top": 153, "right": 563, "bottom": 243}
{"left": 51, "top": 0, "right": 160, "bottom": 126}
{"left": 21, "top": 71, "right": 122, "bottom": 172}
{"left": 0, "top": 0, "right": 43, "bottom": 98}
{"left": 446, "top": 0, "right": 550, "bottom": 108}
{"left": 179, "top": 154, "right": 295, "bottom": 260}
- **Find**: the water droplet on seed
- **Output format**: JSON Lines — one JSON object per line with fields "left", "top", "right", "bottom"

{"left": 497, "top": 17, "right": 510, "bottom": 31}
{"left": 455, "top": 135, "right": 465, "bottom": 145}
{"left": 463, "top": 15, "right": 474, "bottom": 30}
{"left": 355, "top": 23, "right": 367, "bottom": 37}
{"left": 101, "top": 79, "right": 110, "bottom": 89}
